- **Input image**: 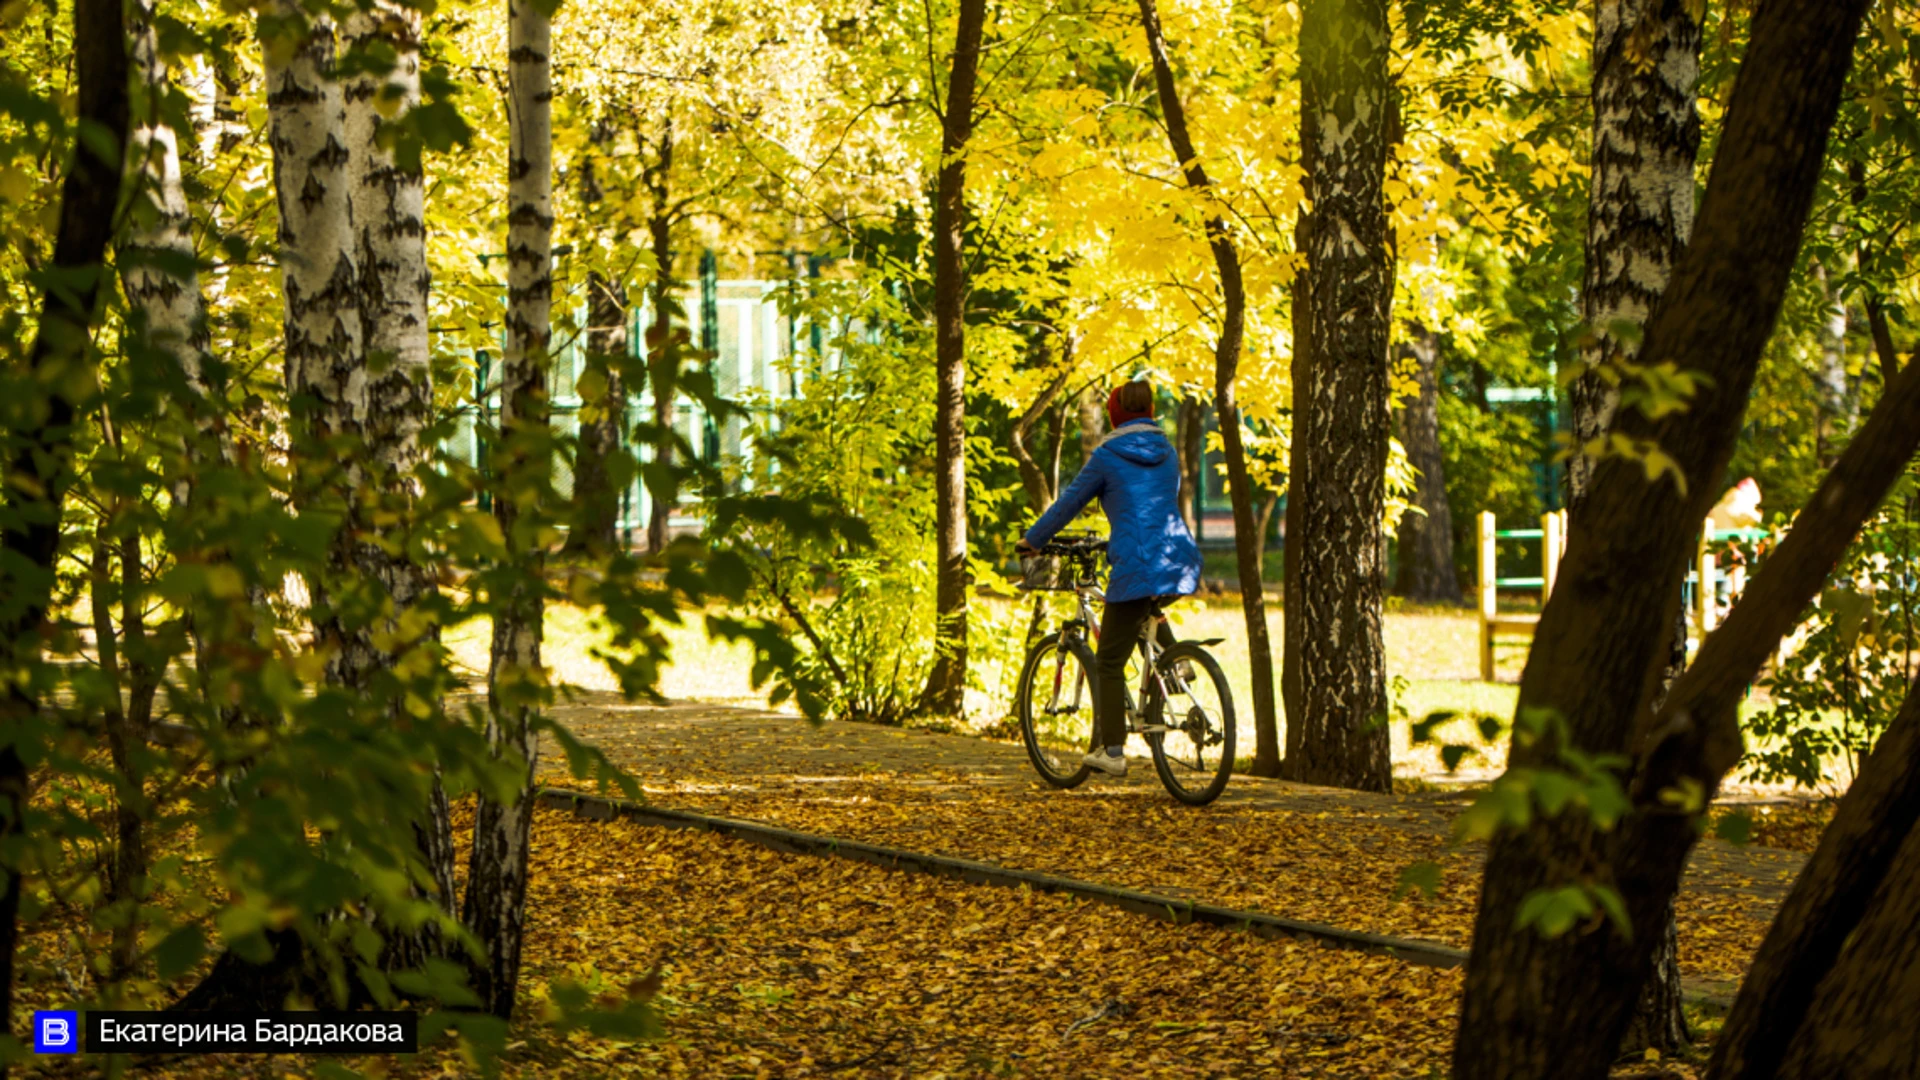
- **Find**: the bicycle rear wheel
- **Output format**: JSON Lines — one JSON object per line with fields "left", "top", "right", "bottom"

{"left": 1146, "top": 642, "right": 1235, "bottom": 806}
{"left": 1016, "top": 631, "right": 1096, "bottom": 788}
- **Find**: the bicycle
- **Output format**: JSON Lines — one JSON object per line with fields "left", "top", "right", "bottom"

{"left": 1013, "top": 533, "right": 1236, "bottom": 806}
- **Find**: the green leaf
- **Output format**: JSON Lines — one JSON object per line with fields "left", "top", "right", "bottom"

{"left": 707, "top": 549, "right": 755, "bottom": 602}
{"left": 1590, "top": 885, "right": 1633, "bottom": 939}
{"left": 154, "top": 924, "right": 206, "bottom": 979}
{"left": 1531, "top": 770, "right": 1578, "bottom": 815}
{"left": 1713, "top": 811, "right": 1752, "bottom": 846}
{"left": 1394, "top": 861, "right": 1441, "bottom": 901}
{"left": 1515, "top": 886, "right": 1593, "bottom": 939}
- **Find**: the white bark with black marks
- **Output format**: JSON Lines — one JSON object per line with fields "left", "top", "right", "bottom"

{"left": 1568, "top": 0, "right": 1701, "bottom": 503}
{"left": 1282, "top": 0, "right": 1395, "bottom": 793}
{"left": 123, "top": 0, "right": 214, "bottom": 407}
{"left": 266, "top": 1, "right": 363, "bottom": 429}
{"left": 466, "top": 0, "right": 551, "bottom": 1020}
{"left": 264, "top": 0, "right": 380, "bottom": 690}
{"left": 1568, "top": 0, "right": 1702, "bottom": 1056}
{"left": 342, "top": 1, "right": 456, "bottom": 966}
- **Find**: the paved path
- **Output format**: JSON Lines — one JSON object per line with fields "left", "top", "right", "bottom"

{"left": 539, "top": 693, "right": 1806, "bottom": 916}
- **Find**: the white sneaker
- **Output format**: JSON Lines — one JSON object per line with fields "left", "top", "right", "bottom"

{"left": 1082, "top": 750, "right": 1127, "bottom": 777}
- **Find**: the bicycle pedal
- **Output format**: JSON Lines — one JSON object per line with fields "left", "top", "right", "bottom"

{"left": 1142, "top": 724, "right": 1168, "bottom": 734}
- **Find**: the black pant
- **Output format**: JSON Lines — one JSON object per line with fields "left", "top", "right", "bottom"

{"left": 1095, "top": 596, "right": 1177, "bottom": 749}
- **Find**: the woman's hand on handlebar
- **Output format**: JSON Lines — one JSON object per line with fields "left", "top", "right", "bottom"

{"left": 1015, "top": 537, "right": 1038, "bottom": 556}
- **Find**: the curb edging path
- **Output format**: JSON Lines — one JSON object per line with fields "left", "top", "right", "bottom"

{"left": 539, "top": 787, "right": 1471, "bottom": 968}
{"left": 539, "top": 787, "right": 1740, "bottom": 1013}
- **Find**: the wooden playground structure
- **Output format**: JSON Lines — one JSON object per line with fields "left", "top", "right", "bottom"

{"left": 1476, "top": 510, "right": 1768, "bottom": 681}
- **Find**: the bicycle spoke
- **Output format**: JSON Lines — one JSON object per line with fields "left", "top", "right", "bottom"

{"left": 1147, "top": 644, "right": 1235, "bottom": 805}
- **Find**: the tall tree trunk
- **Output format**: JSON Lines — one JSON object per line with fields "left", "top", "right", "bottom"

{"left": 265, "top": 0, "right": 371, "bottom": 687}
{"left": 1451, "top": 3, "right": 1873, "bottom": 1076}
{"left": 0, "top": 0, "right": 128, "bottom": 1061}
{"left": 919, "top": 0, "right": 987, "bottom": 718}
{"left": 342, "top": 0, "right": 457, "bottom": 969}
{"left": 1392, "top": 326, "right": 1461, "bottom": 603}
{"left": 1136, "top": 0, "right": 1279, "bottom": 778}
{"left": 465, "top": 0, "right": 551, "bottom": 1020}
{"left": 1077, "top": 385, "right": 1104, "bottom": 460}
{"left": 173, "top": 0, "right": 383, "bottom": 1013}
{"left": 566, "top": 121, "right": 626, "bottom": 556}
{"left": 644, "top": 122, "right": 676, "bottom": 556}
{"left": 1566, "top": 0, "right": 1703, "bottom": 1055}
{"left": 91, "top": 516, "right": 161, "bottom": 990}
{"left": 109, "top": 6, "right": 203, "bottom": 988}
{"left": 1176, "top": 397, "right": 1202, "bottom": 534}
{"left": 571, "top": 271, "right": 628, "bottom": 553}
{"left": 1254, "top": 490, "right": 1280, "bottom": 566}
{"left": 1281, "top": 0, "right": 1394, "bottom": 793}
{"left": 123, "top": 0, "right": 215, "bottom": 422}
{"left": 1568, "top": 0, "right": 1702, "bottom": 505}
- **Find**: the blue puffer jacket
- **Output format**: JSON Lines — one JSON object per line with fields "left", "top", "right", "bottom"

{"left": 1024, "top": 418, "right": 1202, "bottom": 603}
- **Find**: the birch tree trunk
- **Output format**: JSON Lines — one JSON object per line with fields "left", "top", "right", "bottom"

{"left": 168, "top": 4, "right": 377, "bottom": 1013}
{"left": 1282, "top": 0, "right": 1394, "bottom": 793}
{"left": 919, "top": 0, "right": 988, "bottom": 717}
{"left": 1568, "top": 0, "right": 1701, "bottom": 503}
{"left": 135, "top": 30, "right": 275, "bottom": 702}
{"left": 1451, "top": 2, "right": 1872, "bottom": 1073}
{"left": 342, "top": 1, "right": 457, "bottom": 968}
{"left": 123, "top": 0, "right": 214, "bottom": 417}
{"left": 1136, "top": 0, "right": 1280, "bottom": 777}
{"left": 264, "top": 0, "right": 372, "bottom": 688}
{"left": 1392, "top": 326, "right": 1460, "bottom": 602}
{"left": 465, "top": 0, "right": 551, "bottom": 1019}
{"left": 1567, "top": 0, "right": 1702, "bottom": 1054}
{"left": 1, "top": 0, "right": 128, "bottom": 1058}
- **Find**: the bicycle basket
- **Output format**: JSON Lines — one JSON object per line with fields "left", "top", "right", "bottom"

{"left": 1019, "top": 553, "right": 1076, "bottom": 592}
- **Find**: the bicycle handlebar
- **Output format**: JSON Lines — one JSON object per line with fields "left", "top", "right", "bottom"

{"left": 1036, "top": 535, "right": 1107, "bottom": 557}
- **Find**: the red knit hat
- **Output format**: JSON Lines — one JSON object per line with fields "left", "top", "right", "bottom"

{"left": 1106, "top": 382, "right": 1154, "bottom": 429}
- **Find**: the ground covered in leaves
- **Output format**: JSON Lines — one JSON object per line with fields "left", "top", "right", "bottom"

{"left": 17, "top": 693, "right": 1828, "bottom": 1078}
{"left": 22, "top": 806, "right": 1467, "bottom": 1078}
{"left": 554, "top": 774, "right": 1790, "bottom": 995}
{"left": 536, "top": 700, "right": 1811, "bottom": 997}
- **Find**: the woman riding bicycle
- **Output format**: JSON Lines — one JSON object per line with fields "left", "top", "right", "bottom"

{"left": 1015, "top": 380, "right": 1202, "bottom": 777}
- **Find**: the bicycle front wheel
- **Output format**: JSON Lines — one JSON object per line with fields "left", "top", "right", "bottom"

{"left": 1146, "top": 642, "right": 1235, "bottom": 806}
{"left": 1016, "top": 631, "right": 1096, "bottom": 789}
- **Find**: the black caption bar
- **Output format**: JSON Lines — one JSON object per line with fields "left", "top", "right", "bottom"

{"left": 84, "top": 1011, "right": 418, "bottom": 1054}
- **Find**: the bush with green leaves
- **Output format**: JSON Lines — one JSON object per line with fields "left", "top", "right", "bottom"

{"left": 1743, "top": 495, "right": 1920, "bottom": 790}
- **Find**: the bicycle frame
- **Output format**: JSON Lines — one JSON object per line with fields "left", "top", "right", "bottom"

{"left": 1054, "top": 581, "right": 1175, "bottom": 734}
